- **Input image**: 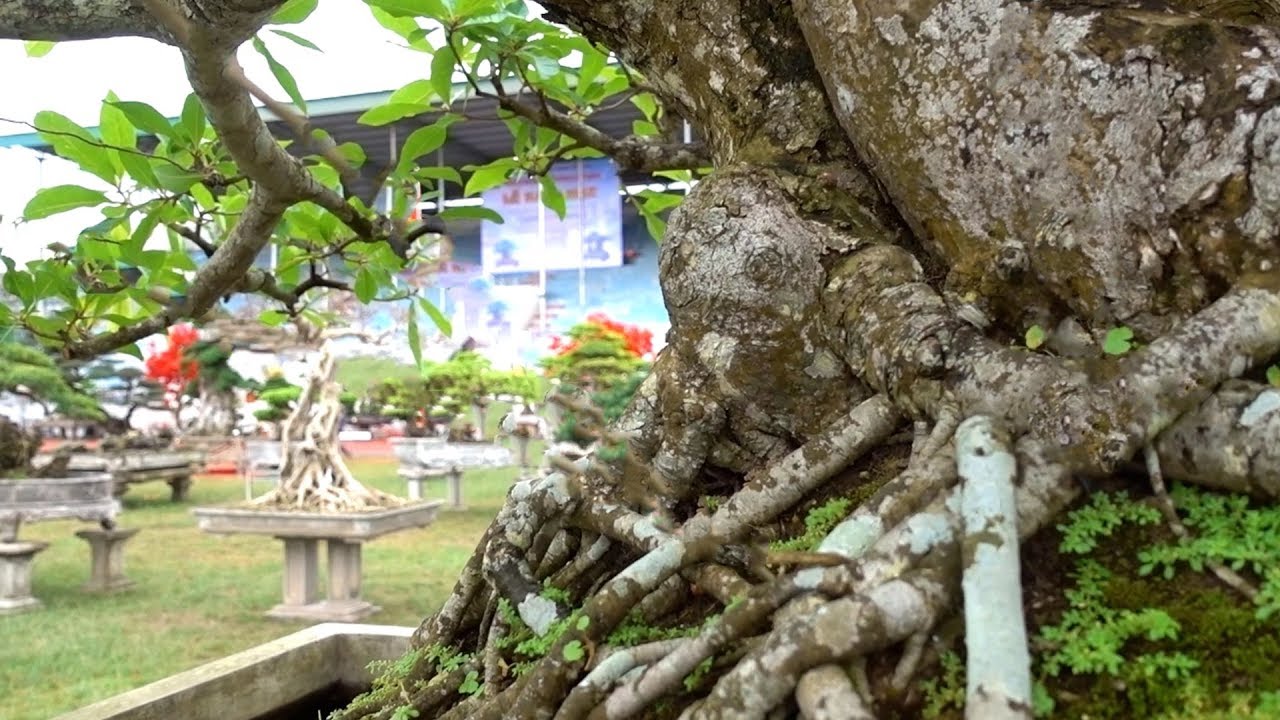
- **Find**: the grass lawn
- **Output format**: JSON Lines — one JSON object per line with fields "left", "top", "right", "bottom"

{"left": 0, "top": 453, "right": 524, "bottom": 720}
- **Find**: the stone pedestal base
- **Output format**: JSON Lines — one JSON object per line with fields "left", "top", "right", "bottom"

{"left": 444, "top": 469, "right": 464, "bottom": 510}
{"left": 406, "top": 468, "right": 465, "bottom": 509}
{"left": 0, "top": 541, "right": 49, "bottom": 614}
{"left": 267, "top": 538, "right": 379, "bottom": 622}
{"left": 75, "top": 527, "right": 139, "bottom": 592}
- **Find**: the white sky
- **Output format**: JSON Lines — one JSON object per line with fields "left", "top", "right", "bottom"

{"left": 0, "top": 0, "right": 431, "bottom": 264}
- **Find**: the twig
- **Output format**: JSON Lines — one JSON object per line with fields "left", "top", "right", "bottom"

{"left": 1143, "top": 445, "right": 1259, "bottom": 601}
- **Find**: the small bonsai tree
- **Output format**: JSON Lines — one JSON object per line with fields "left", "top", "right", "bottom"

{"left": 540, "top": 314, "right": 653, "bottom": 450}
{"left": 426, "top": 351, "right": 498, "bottom": 439}
{"left": 252, "top": 371, "right": 303, "bottom": 439}
{"left": 0, "top": 342, "right": 102, "bottom": 476}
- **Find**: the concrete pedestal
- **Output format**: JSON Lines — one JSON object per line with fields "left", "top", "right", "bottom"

{"left": 75, "top": 527, "right": 139, "bottom": 592}
{"left": 405, "top": 468, "right": 465, "bottom": 508}
{"left": 444, "top": 469, "right": 464, "bottom": 509}
{"left": 267, "top": 538, "right": 378, "bottom": 622}
{"left": 0, "top": 540, "right": 49, "bottom": 614}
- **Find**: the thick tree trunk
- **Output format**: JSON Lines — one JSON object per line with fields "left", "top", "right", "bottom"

{"left": 331, "top": 2, "right": 1280, "bottom": 719}
{"left": 3, "top": 0, "right": 1279, "bottom": 717}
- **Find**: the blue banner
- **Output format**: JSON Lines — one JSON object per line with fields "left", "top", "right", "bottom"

{"left": 480, "top": 159, "right": 622, "bottom": 275}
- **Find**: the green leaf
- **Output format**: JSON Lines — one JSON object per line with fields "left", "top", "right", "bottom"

{"left": 118, "top": 151, "right": 160, "bottom": 189}
{"left": 259, "top": 310, "right": 290, "bottom": 326}
{"left": 357, "top": 103, "right": 432, "bottom": 126}
{"left": 1102, "top": 327, "right": 1134, "bottom": 356}
{"left": 414, "top": 165, "right": 463, "bottom": 186}
{"left": 152, "top": 164, "right": 202, "bottom": 193}
{"left": 562, "top": 640, "right": 585, "bottom": 662}
{"left": 389, "top": 79, "right": 434, "bottom": 104}
{"left": 271, "top": 0, "right": 318, "bottom": 24}
{"left": 577, "top": 46, "right": 607, "bottom": 89}
{"left": 180, "top": 94, "right": 207, "bottom": 143}
{"left": 24, "top": 41, "right": 55, "bottom": 57}
{"left": 464, "top": 160, "right": 516, "bottom": 196}
{"left": 1265, "top": 364, "right": 1280, "bottom": 387}
{"left": 439, "top": 206, "right": 502, "bottom": 224}
{"left": 366, "top": 0, "right": 449, "bottom": 19}
{"left": 407, "top": 304, "right": 423, "bottom": 371}
{"left": 34, "top": 111, "right": 118, "bottom": 184}
{"left": 252, "top": 37, "right": 307, "bottom": 112}
{"left": 23, "top": 185, "right": 109, "bottom": 219}
{"left": 109, "top": 101, "right": 175, "bottom": 139}
{"left": 1025, "top": 324, "right": 1047, "bottom": 350}
{"left": 575, "top": 615, "right": 590, "bottom": 630}
{"left": 269, "top": 29, "right": 322, "bottom": 51}
{"left": 539, "top": 175, "right": 566, "bottom": 219}
{"left": 631, "top": 93, "right": 658, "bottom": 120}
{"left": 337, "top": 142, "right": 367, "bottom": 168}
{"left": 395, "top": 118, "right": 456, "bottom": 176}
{"left": 419, "top": 297, "right": 452, "bottom": 337}
{"left": 118, "top": 343, "right": 144, "bottom": 360}
{"left": 354, "top": 267, "right": 379, "bottom": 303}
{"left": 99, "top": 94, "right": 136, "bottom": 151}
{"left": 430, "top": 44, "right": 457, "bottom": 104}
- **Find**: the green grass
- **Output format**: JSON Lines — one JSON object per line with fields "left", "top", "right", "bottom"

{"left": 0, "top": 454, "right": 524, "bottom": 720}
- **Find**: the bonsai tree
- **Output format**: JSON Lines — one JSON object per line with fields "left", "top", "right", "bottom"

{"left": 9, "top": 1, "right": 1280, "bottom": 717}
{"left": 251, "top": 371, "right": 302, "bottom": 439}
{"left": 74, "top": 356, "right": 167, "bottom": 435}
{"left": 251, "top": 338, "right": 399, "bottom": 511}
{"left": 426, "top": 351, "right": 499, "bottom": 439}
{"left": 0, "top": 342, "right": 102, "bottom": 476}
{"left": 541, "top": 314, "right": 652, "bottom": 448}
{"left": 184, "top": 338, "right": 253, "bottom": 436}
{"left": 541, "top": 312, "right": 652, "bottom": 393}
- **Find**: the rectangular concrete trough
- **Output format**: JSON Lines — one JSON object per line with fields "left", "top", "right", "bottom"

{"left": 191, "top": 501, "right": 443, "bottom": 541}
{"left": 52, "top": 623, "right": 414, "bottom": 720}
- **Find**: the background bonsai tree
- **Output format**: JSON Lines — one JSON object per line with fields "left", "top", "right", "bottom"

{"left": 184, "top": 338, "right": 253, "bottom": 436}
{"left": 427, "top": 351, "right": 499, "bottom": 440}
{"left": 251, "top": 370, "right": 302, "bottom": 439}
{"left": 74, "top": 356, "right": 166, "bottom": 435}
{"left": 541, "top": 313, "right": 652, "bottom": 448}
{"left": 0, "top": 342, "right": 102, "bottom": 476}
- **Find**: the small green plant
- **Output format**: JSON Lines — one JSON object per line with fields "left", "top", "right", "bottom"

{"left": 1025, "top": 324, "right": 1047, "bottom": 350}
{"left": 920, "top": 650, "right": 966, "bottom": 719}
{"left": 1057, "top": 491, "right": 1161, "bottom": 555}
{"left": 683, "top": 656, "right": 715, "bottom": 692}
{"left": 1038, "top": 560, "right": 1194, "bottom": 678}
{"left": 1103, "top": 326, "right": 1135, "bottom": 355}
{"left": 1136, "top": 485, "right": 1280, "bottom": 620}
{"left": 1267, "top": 365, "right": 1280, "bottom": 387}
{"left": 771, "top": 497, "right": 853, "bottom": 552}
{"left": 457, "top": 669, "right": 481, "bottom": 696}
{"left": 389, "top": 707, "right": 419, "bottom": 720}
{"left": 540, "top": 581, "right": 572, "bottom": 605}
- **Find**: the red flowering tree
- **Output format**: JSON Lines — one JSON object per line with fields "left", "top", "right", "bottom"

{"left": 541, "top": 313, "right": 652, "bottom": 391}
{"left": 143, "top": 324, "right": 199, "bottom": 429}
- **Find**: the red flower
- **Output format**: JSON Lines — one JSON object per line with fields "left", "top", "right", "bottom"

{"left": 144, "top": 324, "right": 200, "bottom": 408}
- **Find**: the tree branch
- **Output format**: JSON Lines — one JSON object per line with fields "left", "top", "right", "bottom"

{"left": 495, "top": 93, "right": 708, "bottom": 173}
{"left": 0, "top": 0, "right": 174, "bottom": 42}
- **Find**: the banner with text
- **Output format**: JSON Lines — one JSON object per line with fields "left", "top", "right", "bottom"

{"left": 480, "top": 159, "right": 622, "bottom": 275}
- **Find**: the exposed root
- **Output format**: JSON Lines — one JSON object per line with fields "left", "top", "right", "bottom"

{"left": 251, "top": 341, "right": 402, "bottom": 512}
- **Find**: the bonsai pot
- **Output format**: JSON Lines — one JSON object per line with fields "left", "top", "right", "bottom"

{"left": 53, "top": 623, "right": 413, "bottom": 720}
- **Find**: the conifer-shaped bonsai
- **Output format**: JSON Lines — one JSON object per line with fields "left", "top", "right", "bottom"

{"left": 0, "top": 342, "right": 102, "bottom": 477}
